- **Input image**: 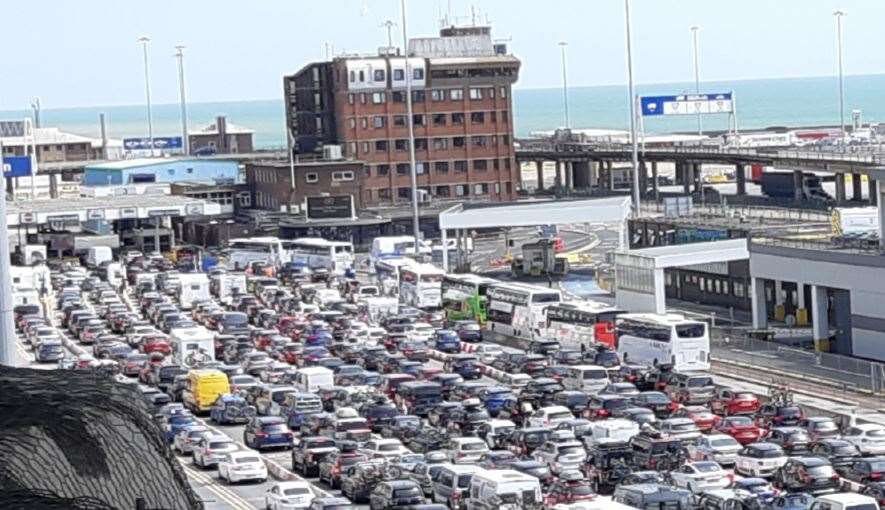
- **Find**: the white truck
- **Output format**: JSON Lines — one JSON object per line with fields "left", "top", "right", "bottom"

{"left": 86, "top": 246, "right": 113, "bottom": 268}
{"left": 170, "top": 326, "right": 215, "bottom": 368}
{"left": 210, "top": 272, "right": 248, "bottom": 305}
{"left": 466, "top": 469, "right": 543, "bottom": 510}
{"left": 360, "top": 296, "right": 400, "bottom": 324}
{"left": 177, "top": 273, "right": 211, "bottom": 310}
{"left": 291, "top": 366, "right": 334, "bottom": 393}
{"left": 105, "top": 262, "right": 126, "bottom": 288}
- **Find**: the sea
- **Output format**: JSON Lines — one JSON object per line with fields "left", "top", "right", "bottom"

{"left": 3, "top": 73, "right": 885, "bottom": 149}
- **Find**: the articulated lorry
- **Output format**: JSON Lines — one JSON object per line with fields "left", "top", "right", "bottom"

{"left": 760, "top": 171, "right": 832, "bottom": 202}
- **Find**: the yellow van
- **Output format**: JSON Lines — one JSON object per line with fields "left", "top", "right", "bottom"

{"left": 183, "top": 369, "right": 230, "bottom": 414}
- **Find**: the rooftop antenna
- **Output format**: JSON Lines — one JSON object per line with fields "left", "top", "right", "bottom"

{"left": 380, "top": 19, "right": 397, "bottom": 48}
{"left": 471, "top": 5, "right": 476, "bottom": 25}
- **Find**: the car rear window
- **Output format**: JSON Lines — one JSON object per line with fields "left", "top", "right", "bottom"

{"left": 209, "top": 441, "right": 235, "bottom": 450}
{"left": 236, "top": 456, "right": 261, "bottom": 464}
{"left": 777, "top": 406, "right": 802, "bottom": 417}
{"left": 457, "top": 475, "right": 472, "bottom": 488}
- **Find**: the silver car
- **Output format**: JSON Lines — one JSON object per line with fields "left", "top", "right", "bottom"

{"left": 687, "top": 433, "right": 742, "bottom": 466}
{"left": 173, "top": 425, "right": 212, "bottom": 455}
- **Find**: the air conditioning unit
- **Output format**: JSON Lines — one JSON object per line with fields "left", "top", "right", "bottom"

{"left": 323, "top": 145, "right": 342, "bottom": 160}
{"left": 416, "top": 189, "right": 432, "bottom": 205}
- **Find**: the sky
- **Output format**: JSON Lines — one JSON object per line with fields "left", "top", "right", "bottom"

{"left": 1, "top": 0, "right": 882, "bottom": 110}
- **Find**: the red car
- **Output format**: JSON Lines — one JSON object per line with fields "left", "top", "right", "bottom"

{"left": 417, "top": 366, "right": 443, "bottom": 380}
{"left": 278, "top": 344, "right": 301, "bottom": 365}
{"left": 715, "top": 415, "right": 764, "bottom": 445}
{"left": 710, "top": 389, "right": 761, "bottom": 416}
{"left": 672, "top": 405, "right": 721, "bottom": 432}
{"left": 543, "top": 477, "right": 596, "bottom": 505}
{"left": 141, "top": 335, "right": 172, "bottom": 355}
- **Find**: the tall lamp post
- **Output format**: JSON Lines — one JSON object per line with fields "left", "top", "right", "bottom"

{"left": 138, "top": 36, "right": 155, "bottom": 156}
{"left": 690, "top": 25, "right": 701, "bottom": 136}
{"left": 624, "top": 0, "right": 641, "bottom": 215}
{"left": 175, "top": 45, "right": 190, "bottom": 155}
{"left": 558, "top": 41, "right": 570, "bottom": 129}
{"left": 0, "top": 139, "right": 16, "bottom": 366}
{"left": 401, "top": 0, "right": 421, "bottom": 249}
{"left": 833, "top": 10, "right": 847, "bottom": 138}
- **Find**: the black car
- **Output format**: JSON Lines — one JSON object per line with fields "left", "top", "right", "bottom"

{"left": 446, "top": 401, "right": 490, "bottom": 435}
{"left": 810, "top": 439, "right": 862, "bottom": 475}
{"left": 340, "top": 461, "right": 397, "bottom": 503}
{"left": 630, "top": 432, "right": 686, "bottom": 471}
{"left": 585, "top": 394, "right": 632, "bottom": 420}
{"left": 510, "top": 460, "right": 555, "bottom": 487}
{"left": 860, "top": 481, "right": 885, "bottom": 509}
{"left": 766, "top": 427, "right": 812, "bottom": 455}
{"left": 630, "top": 391, "right": 677, "bottom": 418}
{"left": 757, "top": 402, "right": 804, "bottom": 427}
{"left": 361, "top": 401, "right": 400, "bottom": 433}
{"left": 841, "top": 457, "right": 885, "bottom": 484}
{"left": 407, "top": 429, "right": 451, "bottom": 454}
{"left": 554, "top": 391, "right": 591, "bottom": 415}
{"left": 291, "top": 436, "right": 338, "bottom": 477}
{"left": 368, "top": 480, "right": 425, "bottom": 510}
{"left": 508, "top": 428, "right": 552, "bottom": 457}
{"left": 583, "top": 441, "right": 634, "bottom": 493}
{"left": 773, "top": 457, "right": 840, "bottom": 495}
{"left": 427, "top": 402, "right": 464, "bottom": 429}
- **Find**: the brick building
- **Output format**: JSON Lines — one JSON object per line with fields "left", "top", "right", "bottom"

{"left": 245, "top": 159, "right": 366, "bottom": 213}
{"left": 189, "top": 116, "right": 254, "bottom": 155}
{"left": 283, "top": 25, "right": 520, "bottom": 206}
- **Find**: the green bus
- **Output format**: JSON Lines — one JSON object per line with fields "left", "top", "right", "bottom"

{"left": 441, "top": 274, "right": 497, "bottom": 323}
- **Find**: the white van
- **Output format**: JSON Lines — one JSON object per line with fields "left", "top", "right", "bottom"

{"left": 527, "top": 405, "right": 575, "bottom": 428}
{"left": 178, "top": 273, "right": 211, "bottom": 310}
{"left": 810, "top": 493, "right": 879, "bottom": 510}
{"left": 466, "top": 469, "right": 543, "bottom": 510}
{"left": 211, "top": 273, "right": 248, "bottom": 305}
{"left": 562, "top": 365, "right": 610, "bottom": 393}
{"left": 170, "top": 326, "right": 215, "bottom": 367}
{"left": 292, "top": 366, "right": 334, "bottom": 393}
{"left": 106, "top": 262, "right": 126, "bottom": 288}
{"left": 86, "top": 246, "right": 113, "bottom": 268}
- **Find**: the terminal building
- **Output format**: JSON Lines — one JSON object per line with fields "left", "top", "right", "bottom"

{"left": 83, "top": 158, "right": 241, "bottom": 186}
{"left": 283, "top": 24, "right": 521, "bottom": 206}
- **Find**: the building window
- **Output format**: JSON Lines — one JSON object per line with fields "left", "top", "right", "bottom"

{"left": 413, "top": 68, "right": 424, "bottom": 80}
{"left": 349, "top": 71, "right": 355, "bottom": 83}
{"left": 332, "top": 170, "right": 355, "bottom": 181}
{"left": 393, "top": 115, "right": 406, "bottom": 127}
{"left": 348, "top": 93, "right": 355, "bottom": 104}
{"left": 500, "top": 87, "right": 507, "bottom": 98}
{"left": 396, "top": 163, "right": 410, "bottom": 175}
{"left": 494, "top": 182, "right": 501, "bottom": 194}
{"left": 416, "top": 162, "right": 426, "bottom": 174}
{"left": 488, "top": 87, "right": 496, "bottom": 99}
{"left": 412, "top": 90, "right": 425, "bottom": 103}
{"left": 502, "top": 134, "right": 510, "bottom": 145}
{"left": 493, "top": 159, "right": 500, "bottom": 170}
{"left": 454, "top": 160, "right": 468, "bottom": 173}
{"left": 167, "top": 168, "right": 175, "bottom": 175}
{"left": 373, "top": 116, "right": 385, "bottom": 128}
{"left": 434, "top": 161, "right": 449, "bottom": 173}
{"left": 472, "top": 135, "right": 488, "bottom": 147}
{"left": 348, "top": 142, "right": 357, "bottom": 154}
{"left": 451, "top": 113, "right": 465, "bottom": 125}
{"left": 361, "top": 141, "right": 370, "bottom": 153}
{"left": 453, "top": 137, "right": 465, "bottom": 148}
{"left": 414, "top": 138, "right": 428, "bottom": 151}
{"left": 398, "top": 187, "right": 411, "bottom": 198}
{"left": 392, "top": 91, "right": 405, "bottom": 103}
{"left": 364, "top": 166, "right": 371, "bottom": 177}
{"left": 393, "top": 68, "right": 404, "bottom": 81}
{"left": 372, "top": 92, "right": 386, "bottom": 104}
{"left": 378, "top": 188, "right": 391, "bottom": 200}
{"left": 360, "top": 117, "right": 368, "bottom": 129}
{"left": 474, "top": 183, "right": 489, "bottom": 195}
{"left": 501, "top": 110, "right": 509, "bottom": 123}
{"left": 436, "top": 185, "right": 450, "bottom": 197}
{"left": 469, "top": 88, "right": 483, "bottom": 100}
{"left": 455, "top": 184, "right": 467, "bottom": 196}
{"left": 360, "top": 93, "right": 367, "bottom": 104}
{"left": 431, "top": 89, "right": 445, "bottom": 101}
{"left": 432, "top": 138, "right": 449, "bottom": 150}
{"left": 504, "top": 158, "right": 511, "bottom": 170}
{"left": 491, "top": 135, "right": 498, "bottom": 146}
{"left": 373, "top": 69, "right": 385, "bottom": 81}
{"left": 734, "top": 282, "right": 745, "bottom": 298}
{"left": 186, "top": 167, "right": 193, "bottom": 174}
{"left": 471, "top": 112, "right": 485, "bottom": 124}
{"left": 490, "top": 111, "right": 497, "bottom": 123}
{"left": 450, "top": 89, "right": 464, "bottom": 101}
{"left": 376, "top": 164, "right": 390, "bottom": 176}
{"left": 348, "top": 118, "right": 356, "bottom": 129}
{"left": 395, "top": 139, "right": 408, "bottom": 151}
{"left": 358, "top": 70, "right": 365, "bottom": 82}
{"left": 375, "top": 140, "right": 388, "bottom": 151}
{"left": 432, "top": 113, "right": 447, "bottom": 126}
{"left": 413, "top": 114, "right": 425, "bottom": 126}
{"left": 474, "top": 159, "right": 488, "bottom": 171}
{"left": 305, "top": 172, "right": 319, "bottom": 183}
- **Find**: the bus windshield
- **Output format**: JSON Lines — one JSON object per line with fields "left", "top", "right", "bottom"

{"left": 532, "top": 293, "right": 560, "bottom": 303}
{"left": 421, "top": 274, "right": 443, "bottom": 283}
{"left": 675, "top": 324, "right": 706, "bottom": 338}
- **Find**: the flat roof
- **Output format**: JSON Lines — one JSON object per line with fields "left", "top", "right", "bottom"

{"left": 6, "top": 194, "right": 222, "bottom": 227}
{"left": 85, "top": 157, "right": 238, "bottom": 171}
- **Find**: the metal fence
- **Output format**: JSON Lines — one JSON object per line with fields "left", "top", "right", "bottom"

{"left": 710, "top": 334, "right": 885, "bottom": 396}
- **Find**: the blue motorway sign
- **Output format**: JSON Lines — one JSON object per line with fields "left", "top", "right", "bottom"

{"left": 2, "top": 156, "right": 33, "bottom": 177}
{"left": 640, "top": 92, "right": 733, "bottom": 117}
{"left": 123, "top": 136, "right": 183, "bottom": 151}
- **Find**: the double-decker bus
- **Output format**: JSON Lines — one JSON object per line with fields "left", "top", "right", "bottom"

{"left": 228, "top": 237, "right": 285, "bottom": 270}
{"left": 615, "top": 313, "right": 710, "bottom": 371}
{"left": 485, "top": 282, "right": 561, "bottom": 340}
{"left": 399, "top": 263, "right": 445, "bottom": 309}
{"left": 281, "top": 238, "right": 354, "bottom": 275}
{"left": 441, "top": 273, "right": 497, "bottom": 323}
{"left": 545, "top": 301, "right": 624, "bottom": 350}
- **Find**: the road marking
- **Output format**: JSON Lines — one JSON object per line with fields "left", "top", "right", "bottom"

{"left": 180, "top": 460, "right": 255, "bottom": 510}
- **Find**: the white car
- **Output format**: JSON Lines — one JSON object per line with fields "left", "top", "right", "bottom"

{"left": 658, "top": 417, "right": 702, "bottom": 442}
{"left": 526, "top": 406, "right": 574, "bottom": 428}
{"left": 360, "top": 438, "right": 410, "bottom": 459}
{"left": 474, "top": 344, "right": 504, "bottom": 364}
{"left": 843, "top": 424, "right": 885, "bottom": 455}
{"left": 503, "top": 373, "right": 533, "bottom": 391}
{"left": 265, "top": 481, "right": 315, "bottom": 509}
{"left": 687, "top": 434, "right": 742, "bottom": 466}
{"left": 218, "top": 451, "right": 267, "bottom": 484}
{"left": 447, "top": 436, "right": 490, "bottom": 464}
{"left": 192, "top": 434, "right": 239, "bottom": 468}
{"left": 669, "top": 461, "right": 731, "bottom": 494}
{"left": 734, "top": 442, "right": 787, "bottom": 478}
{"left": 172, "top": 425, "right": 212, "bottom": 455}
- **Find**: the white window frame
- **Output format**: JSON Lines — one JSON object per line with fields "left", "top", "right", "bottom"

{"left": 305, "top": 173, "right": 319, "bottom": 184}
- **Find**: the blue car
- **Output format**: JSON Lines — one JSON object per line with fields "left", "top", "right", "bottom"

{"left": 286, "top": 409, "right": 323, "bottom": 429}
{"left": 434, "top": 330, "right": 461, "bottom": 353}
{"left": 209, "top": 394, "right": 256, "bottom": 425}
{"left": 480, "top": 386, "right": 518, "bottom": 416}
{"left": 243, "top": 416, "right": 294, "bottom": 450}
{"left": 732, "top": 477, "right": 777, "bottom": 504}
{"left": 163, "top": 412, "right": 197, "bottom": 443}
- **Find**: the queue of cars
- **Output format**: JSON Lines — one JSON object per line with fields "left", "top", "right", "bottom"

{"left": 18, "top": 254, "right": 885, "bottom": 510}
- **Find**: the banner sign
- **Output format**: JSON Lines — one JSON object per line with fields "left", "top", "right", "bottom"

{"left": 306, "top": 195, "right": 354, "bottom": 220}
{"left": 640, "top": 92, "right": 733, "bottom": 117}
{"left": 119, "top": 207, "right": 138, "bottom": 219}
{"left": 123, "top": 136, "right": 183, "bottom": 151}
{"left": 2, "top": 156, "right": 33, "bottom": 177}
{"left": 148, "top": 209, "right": 180, "bottom": 217}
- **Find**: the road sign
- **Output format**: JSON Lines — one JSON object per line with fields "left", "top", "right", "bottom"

{"left": 2, "top": 156, "right": 32, "bottom": 177}
{"left": 122, "top": 136, "right": 183, "bottom": 151}
{"left": 640, "top": 92, "right": 733, "bottom": 117}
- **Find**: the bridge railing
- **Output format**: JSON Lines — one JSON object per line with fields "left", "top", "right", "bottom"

{"left": 775, "top": 149, "right": 885, "bottom": 165}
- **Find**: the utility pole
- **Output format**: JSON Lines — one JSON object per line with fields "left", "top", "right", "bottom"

{"left": 401, "top": 0, "right": 422, "bottom": 249}
{"left": 690, "top": 25, "right": 702, "bottom": 136}
{"left": 381, "top": 20, "right": 397, "bottom": 48}
{"left": 138, "top": 36, "right": 155, "bottom": 156}
{"left": 175, "top": 45, "right": 190, "bottom": 155}
{"left": 0, "top": 139, "right": 18, "bottom": 366}
{"left": 558, "top": 41, "right": 570, "bottom": 129}
{"left": 833, "top": 10, "right": 847, "bottom": 138}
{"left": 624, "top": 0, "right": 641, "bottom": 215}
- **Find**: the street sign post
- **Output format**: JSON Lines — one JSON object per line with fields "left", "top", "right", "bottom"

{"left": 2, "top": 156, "right": 33, "bottom": 178}
{"left": 640, "top": 92, "right": 733, "bottom": 117}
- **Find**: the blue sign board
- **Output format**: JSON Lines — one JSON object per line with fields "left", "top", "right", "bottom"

{"left": 2, "top": 156, "right": 33, "bottom": 177}
{"left": 123, "top": 136, "right": 183, "bottom": 151}
{"left": 640, "top": 92, "right": 733, "bottom": 117}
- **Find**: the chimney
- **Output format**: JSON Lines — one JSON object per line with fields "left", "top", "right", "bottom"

{"left": 216, "top": 116, "right": 228, "bottom": 152}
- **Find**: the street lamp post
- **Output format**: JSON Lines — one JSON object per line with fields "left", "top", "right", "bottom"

{"left": 558, "top": 41, "right": 570, "bottom": 129}
{"left": 0, "top": 139, "right": 17, "bottom": 366}
{"left": 624, "top": 0, "right": 641, "bottom": 215}
{"left": 138, "top": 36, "right": 155, "bottom": 156}
{"left": 833, "top": 10, "right": 847, "bottom": 138}
{"left": 175, "top": 45, "right": 190, "bottom": 155}
{"left": 400, "top": 0, "right": 421, "bottom": 249}
{"left": 690, "top": 25, "right": 701, "bottom": 136}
